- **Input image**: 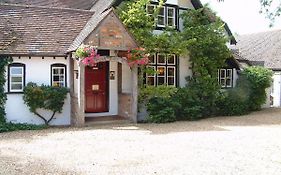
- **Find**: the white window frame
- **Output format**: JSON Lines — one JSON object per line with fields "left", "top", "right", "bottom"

{"left": 167, "top": 7, "right": 176, "bottom": 27}
{"left": 167, "top": 54, "right": 176, "bottom": 65}
{"left": 157, "top": 66, "right": 166, "bottom": 85}
{"left": 9, "top": 66, "right": 24, "bottom": 92}
{"left": 51, "top": 66, "right": 66, "bottom": 87}
{"left": 146, "top": 66, "right": 156, "bottom": 86}
{"left": 157, "top": 54, "right": 166, "bottom": 65}
{"left": 218, "top": 68, "right": 233, "bottom": 88}
{"left": 167, "top": 66, "right": 176, "bottom": 86}
{"left": 157, "top": 6, "right": 166, "bottom": 27}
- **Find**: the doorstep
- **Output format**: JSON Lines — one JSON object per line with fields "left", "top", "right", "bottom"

{"left": 85, "top": 115, "right": 132, "bottom": 126}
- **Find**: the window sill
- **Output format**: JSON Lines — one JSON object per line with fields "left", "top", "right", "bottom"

{"left": 5, "top": 92, "right": 24, "bottom": 94}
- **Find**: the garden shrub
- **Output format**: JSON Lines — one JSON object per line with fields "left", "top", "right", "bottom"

{"left": 138, "top": 85, "right": 178, "bottom": 105}
{"left": 216, "top": 89, "right": 249, "bottom": 116}
{"left": 23, "top": 82, "right": 69, "bottom": 125}
{"left": 146, "top": 97, "right": 178, "bottom": 123}
{"left": 172, "top": 88, "right": 204, "bottom": 121}
{"left": 0, "top": 122, "right": 46, "bottom": 133}
{"left": 241, "top": 66, "right": 273, "bottom": 111}
{"left": 139, "top": 86, "right": 178, "bottom": 123}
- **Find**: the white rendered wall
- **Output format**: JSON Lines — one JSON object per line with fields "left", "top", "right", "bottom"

{"left": 85, "top": 60, "right": 119, "bottom": 117}
{"left": 5, "top": 56, "right": 71, "bottom": 125}
{"left": 121, "top": 63, "right": 132, "bottom": 93}
{"left": 271, "top": 72, "right": 281, "bottom": 107}
{"left": 179, "top": 56, "right": 192, "bottom": 87}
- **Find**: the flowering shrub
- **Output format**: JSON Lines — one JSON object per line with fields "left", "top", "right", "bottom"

{"left": 75, "top": 45, "right": 100, "bottom": 67}
{"left": 127, "top": 48, "right": 149, "bottom": 67}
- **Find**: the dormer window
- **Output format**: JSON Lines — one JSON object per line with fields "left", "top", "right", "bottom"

{"left": 146, "top": 4, "right": 177, "bottom": 28}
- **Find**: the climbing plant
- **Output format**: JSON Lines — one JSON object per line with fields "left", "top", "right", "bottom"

{"left": 179, "top": 7, "right": 231, "bottom": 117}
{"left": 0, "top": 56, "right": 12, "bottom": 123}
{"left": 23, "top": 82, "right": 68, "bottom": 125}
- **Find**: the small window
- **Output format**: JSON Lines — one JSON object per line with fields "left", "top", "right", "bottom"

{"left": 157, "top": 6, "right": 165, "bottom": 27}
{"left": 8, "top": 63, "right": 25, "bottom": 92}
{"left": 218, "top": 68, "right": 233, "bottom": 88}
{"left": 167, "top": 7, "right": 176, "bottom": 27}
{"left": 51, "top": 64, "right": 67, "bottom": 87}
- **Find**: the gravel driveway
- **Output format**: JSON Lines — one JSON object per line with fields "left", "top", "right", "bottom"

{"left": 1, "top": 108, "right": 281, "bottom": 175}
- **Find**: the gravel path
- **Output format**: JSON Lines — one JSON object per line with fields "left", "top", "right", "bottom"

{"left": 1, "top": 108, "right": 281, "bottom": 175}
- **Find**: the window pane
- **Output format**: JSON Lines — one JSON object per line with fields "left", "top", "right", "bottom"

{"left": 11, "top": 67, "right": 22, "bottom": 75}
{"left": 157, "top": 54, "right": 165, "bottom": 64}
{"left": 158, "top": 77, "right": 165, "bottom": 85}
{"left": 53, "top": 69, "right": 59, "bottom": 74}
{"left": 157, "top": 67, "right": 165, "bottom": 76}
{"left": 220, "top": 69, "right": 226, "bottom": 78}
{"left": 168, "top": 77, "right": 175, "bottom": 86}
{"left": 147, "top": 5, "right": 155, "bottom": 14}
{"left": 168, "top": 67, "right": 175, "bottom": 76}
{"left": 59, "top": 76, "right": 64, "bottom": 81}
{"left": 167, "top": 55, "right": 175, "bottom": 64}
{"left": 167, "top": 18, "right": 174, "bottom": 26}
{"left": 11, "top": 76, "right": 22, "bottom": 83}
{"left": 157, "top": 16, "right": 165, "bottom": 26}
{"left": 148, "top": 54, "right": 155, "bottom": 64}
{"left": 147, "top": 77, "right": 155, "bottom": 86}
{"left": 226, "top": 79, "right": 232, "bottom": 87}
{"left": 59, "top": 69, "right": 64, "bottom": 74}
{"left": 159, "top": 7, "right": 164, "bottom": 15}
{"left": 168, "top": 8, "right": 174, "bottom": 17}
{"left": 11, "top": 83, "right": 22, "bottom": 90}
{"left": 53, "top": 75, "right": 60, "bottom": 81}
{"left": 220, "top": 79, "right": 226, "bottom": 86}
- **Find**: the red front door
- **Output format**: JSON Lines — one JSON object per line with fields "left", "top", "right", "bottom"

{"left": 85, "top": 62, "right": 109, "bottom": 113}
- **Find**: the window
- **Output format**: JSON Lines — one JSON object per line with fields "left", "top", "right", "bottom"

{"left": 8, "top": 63, "right": 25, "bottom": 92}
{"left": 146, "top": 54, "right": 177, "bottom": 86}
{"left": 146, "top": 4, "right": 177, "bottom": 28}
{"left": 218, "top": 68, "right": 233, "bottom": 88}
{"left": 167, "top": 7, "right": 176, "bottom": 27}
{"left": 51, "top": 64, "right": 67, "bottom": 87}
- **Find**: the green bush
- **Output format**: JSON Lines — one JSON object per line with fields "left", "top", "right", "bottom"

{"left": 216, "top": 90, "right": 249, "bottom": 116}
{"left": 23, "top": 82, "right": 69, "bottom": 125}
{"left": 138, "top": 85, "right": 178, "bottom": 105}
{"left": 146, "top": 97, "right": 178, "bottom": 123}
{"left": 241, "top": 66, "right": 273, "bottom": 111}
{"left": 0, "top": 122, "right": 46, "bottom": 133}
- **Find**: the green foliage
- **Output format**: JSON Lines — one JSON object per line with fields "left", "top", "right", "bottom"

{"left": 117, "top": 0, "right": 185, "bottom": 55}
{"left": 172, "top": 88, "right": 204, "bottom": 121}
{"left": 0, "top": 122, "right": 46, "bottom": 133}
{"left": 146, "top": 97, "right": 178, "bottom": 123}
{"left": 216, "top": 90, "right": 249, "bottom": 116}
{"left": 138, "top": 85, "right": 178, "bottom": 105}
{"left": 259, "top": 0, "right": 281, "bottom": 26}
{"left": 0, "top": 56, "right": 12, "bottom": 123}
{"left": 23, "top": 82, "right": 69, "bottom": 125}
{"left": 216, "top": 66, "right": 273, "bottom": 115}
{"left": 178, "top": 7, "right": 231, "bottom": 119}
{"left": 139, "top": 86, "right": 178, "bottom": 123}
{"left": 241, "top": 66, "right": 273, "bottom": 111}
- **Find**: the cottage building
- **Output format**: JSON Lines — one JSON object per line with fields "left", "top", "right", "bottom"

{"left": 0, "top": 0, "right": 238, "bottom": 126}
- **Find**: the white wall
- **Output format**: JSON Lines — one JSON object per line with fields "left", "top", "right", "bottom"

{"left": 5, "top": 56, "right": 71, "bottom": 125}
{"left": 121, "top": 63, "right": 133, "bottom": 93}
{"left": 271, "top": 72, "right": 281, "bottom": 107}
{"left": 179, "top": 56, "right": 192, "bottom": 87}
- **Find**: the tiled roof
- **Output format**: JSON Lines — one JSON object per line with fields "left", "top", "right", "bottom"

{"left": 0, "top": 0, "right": 98, "bottom": 10}
{"left": 0, "top": 4, "right": 94, "bottom": 55}
{"left": 232, "top": 30, "right": 281, "bottom": 69}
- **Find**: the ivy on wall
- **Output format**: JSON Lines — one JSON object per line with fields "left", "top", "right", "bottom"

{"left": 0, "top": 56, "right": 12, "bottom": 123}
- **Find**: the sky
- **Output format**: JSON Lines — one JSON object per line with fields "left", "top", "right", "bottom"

{"left": 201, "top": 0, "right": 281, "bottom": 35}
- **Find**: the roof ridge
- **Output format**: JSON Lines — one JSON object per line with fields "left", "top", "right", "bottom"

{"left": 239, "top": 29, "right": 281, "bottom": 37}
{"left": 0, "top": 3, "right": 95, "bottom": 13}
